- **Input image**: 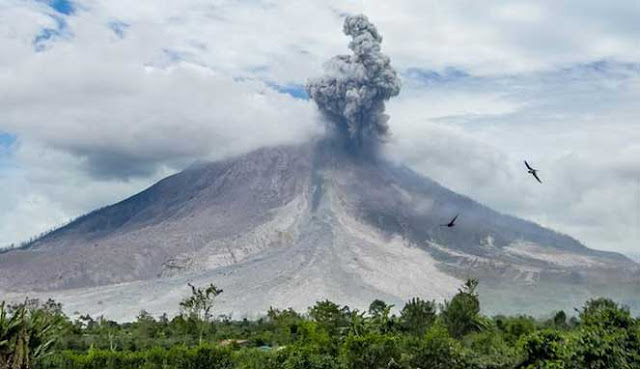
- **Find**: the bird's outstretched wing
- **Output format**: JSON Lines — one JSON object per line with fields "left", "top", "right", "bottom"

{"left": 524, "top": 160, "right": 534, "bottom": 171}
{"left": 450, "top": 214, "right": 459, "bottom": 225}
{"left": 532, "top": 171, "right": 542, "bottom": 183}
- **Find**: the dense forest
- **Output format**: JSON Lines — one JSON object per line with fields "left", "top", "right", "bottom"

{"left": 1, "top": 279, "right": 639, "bottom": 369}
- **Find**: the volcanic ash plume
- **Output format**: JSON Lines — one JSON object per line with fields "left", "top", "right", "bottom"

{"left": 306, "top": 14, "right": 401, "bottom": 150}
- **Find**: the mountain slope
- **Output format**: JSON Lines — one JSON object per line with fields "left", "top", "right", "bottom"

{"left": 0, "top": 141, "right": 637, "bottom": 318}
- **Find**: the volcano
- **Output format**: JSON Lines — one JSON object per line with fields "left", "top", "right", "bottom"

{"left": 0, "top": 140, "right": 637, "bottom": 320}
{"left": 1, "top": 14, "right": 638, "bottom": 320}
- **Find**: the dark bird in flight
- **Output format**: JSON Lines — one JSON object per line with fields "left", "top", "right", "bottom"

{"left": 525, "top": 160, "right": 542, "bottom": 183}
{"left": 441, "top": 214, "right": 459, "bottom": 228}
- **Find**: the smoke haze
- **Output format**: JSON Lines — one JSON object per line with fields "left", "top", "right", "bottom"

{"left": 306, "top": 14, "right": 401, "bottom": 153}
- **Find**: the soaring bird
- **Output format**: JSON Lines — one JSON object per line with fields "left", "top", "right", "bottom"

{"left": 525, "top": 160, "right": 542, "bottom": 183}
{"left": 441, "top": 214, "right": 459, "bottom": 228}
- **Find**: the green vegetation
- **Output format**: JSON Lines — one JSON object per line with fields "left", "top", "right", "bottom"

{"left": 1, "top": 279, "right": 639, "bottom": 368}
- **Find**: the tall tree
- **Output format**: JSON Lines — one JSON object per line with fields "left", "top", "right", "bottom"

{"left": 441, "top": 279, "right": 484, "bottom": 339}
{"left": 400, "top": 297, "right": 437, "bottom": 337}
{"left": 179, "top": 283, "right": 223, "bottom": 344}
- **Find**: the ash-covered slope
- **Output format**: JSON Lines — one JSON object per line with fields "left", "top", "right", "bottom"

{"left": 0, "top": 144, "right": 313, "bottom": 291}
{"left": 0, "top": 141, "right": 637, "bottom": 319}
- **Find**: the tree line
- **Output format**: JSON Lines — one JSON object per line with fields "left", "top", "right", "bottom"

{"left": 1, "top": 279, "right": 639, "bottom": 368}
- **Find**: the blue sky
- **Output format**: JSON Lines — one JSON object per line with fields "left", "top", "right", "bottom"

{"left": 266, "top": 83, "right": 308, "bottom": 100}
{"left": 32, "top": 0, "right": 73, "bottom": 51}
{"left": 0, "top": 132, "right": 15, "bottom": 147}
{"left": 0, "top": 132, "right": 16, "bottom": 167}
{"left": 0, "top": 0, "right": 639, "bottom": 256}
{"left": 41, "top": 0, "right": 74, "bottom": 15}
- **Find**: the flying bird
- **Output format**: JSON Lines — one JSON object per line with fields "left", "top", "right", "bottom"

{"left": 524, "top": 160, "right": 542, "bottom": 183}
{"left": 441, "top": 214, "right": 459, "bottom": 228}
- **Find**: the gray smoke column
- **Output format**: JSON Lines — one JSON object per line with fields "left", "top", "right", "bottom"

{"left": 306, "top": 14, "right": 401, "bottom": 151}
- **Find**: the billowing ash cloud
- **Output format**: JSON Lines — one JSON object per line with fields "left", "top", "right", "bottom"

{"left": 306, "top": 14, "right": 401, "bottom": 150}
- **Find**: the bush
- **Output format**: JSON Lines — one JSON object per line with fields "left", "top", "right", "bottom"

{"left": 280, "top": 345, "right": 338, "bottom": 369}
{"left": 518, "top": 330, "right": 566, "bottom": 369}
{"left": 341, "top": 333, "right": 401, "bottom": 369}
{"left": 405, "top": 324, "right": 468, "bottom": 369}
{"left": 41, "top": 344, "right": 233, "bottom": 369}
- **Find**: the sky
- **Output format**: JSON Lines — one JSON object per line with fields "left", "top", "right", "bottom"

{"left": 0, "top": 0, "right": 639, "bottom": 258}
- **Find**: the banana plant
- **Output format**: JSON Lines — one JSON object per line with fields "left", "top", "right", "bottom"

{"left": 0, "top": 300, "right": 64, "bottom": 369}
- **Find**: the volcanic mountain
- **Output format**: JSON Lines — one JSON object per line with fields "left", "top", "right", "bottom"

{"left": 0, "top": 140, "right": 638, "bottom": 320}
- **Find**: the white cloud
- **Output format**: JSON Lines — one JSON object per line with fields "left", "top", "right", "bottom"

{"left": 0, "top": 0, "right": 323, "bottom": 246}
{"left": 387, "top": 63, "right": 640, "bottom": 254}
